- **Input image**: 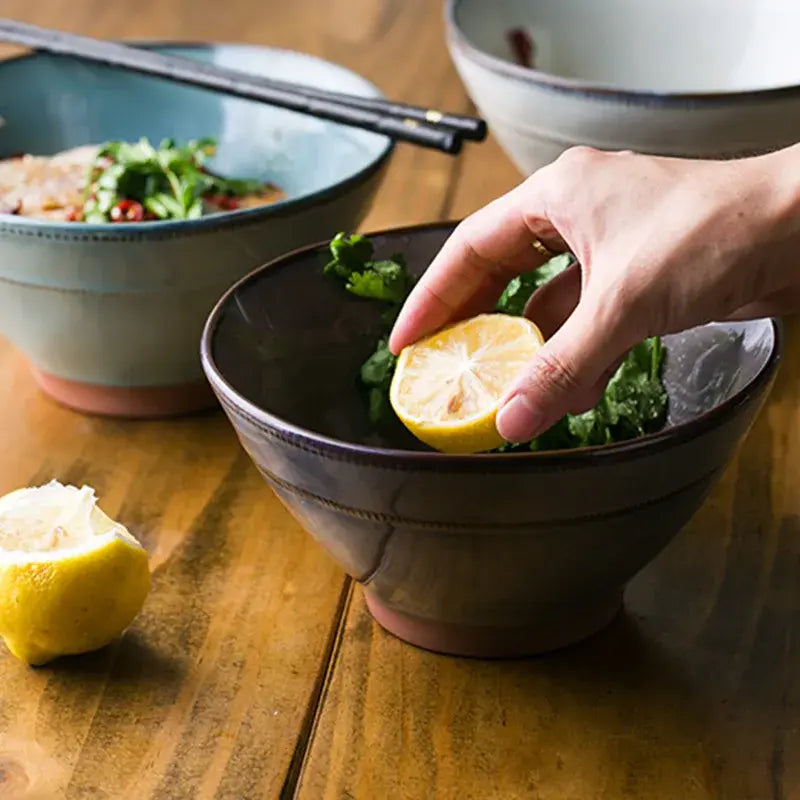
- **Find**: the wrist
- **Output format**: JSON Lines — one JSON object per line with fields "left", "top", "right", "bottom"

{"left": 743, "top": 144, "right": 800, "bottom": 294}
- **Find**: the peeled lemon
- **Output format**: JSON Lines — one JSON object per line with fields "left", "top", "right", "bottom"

{"left": 0, "top": 481, "right": 150, "bottom": 666}
{"left": 390, "top": 313, "right": 544, "bottom": 454}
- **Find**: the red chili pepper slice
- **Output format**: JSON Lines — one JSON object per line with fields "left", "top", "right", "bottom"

{"left": 204, "top": 194, "right": 241, "bottom": 210}
{"left": 110, "top": 199, "right": 144, "bottom": 223}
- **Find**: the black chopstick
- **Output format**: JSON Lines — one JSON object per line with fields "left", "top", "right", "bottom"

{"left": 0, "top": 19, "right": 485, "bottom": 155}
{"left": 255, "top": 78, "right": 486, "bottom": 142}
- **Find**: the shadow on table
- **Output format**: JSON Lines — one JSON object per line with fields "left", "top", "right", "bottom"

{"left": 431, "top": 505, "right": 800, "bottom": 798}
{"left": 44, "top": 630, "right": 184, "bottom": 689}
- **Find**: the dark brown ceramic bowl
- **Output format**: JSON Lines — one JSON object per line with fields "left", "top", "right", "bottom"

{"left": 200, "top": 223, "right": 781, "bottom": 658}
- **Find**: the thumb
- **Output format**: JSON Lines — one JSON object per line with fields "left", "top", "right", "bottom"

{"left": 496, "top": 299, "right": 631, "bottom": 443}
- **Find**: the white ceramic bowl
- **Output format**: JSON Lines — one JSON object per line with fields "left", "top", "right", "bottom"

{"left": 446, "top": 0, "right": 800, "bottom": 174}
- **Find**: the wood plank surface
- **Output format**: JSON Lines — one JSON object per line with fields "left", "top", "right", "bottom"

{"left": 0, "top": 341, "right": 350, "bottom": 800}
{"left": 3, "top": 1, "right": 799, "bottom": 799}
{"left": 294, "top": 310, "right": 800, "bottom": 800}
{"left": 0, "top": 1, "right": 471, "bottom": 798}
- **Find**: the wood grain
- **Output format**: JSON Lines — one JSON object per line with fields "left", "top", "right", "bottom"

{"left": 295, "top": 315, "right": 800, "bottom": 800}
{"left": 447, "top": 129, "right": 522, "bottom": 219}
{"left": 3, "top": 1, "right": 798, "bottom": 799}
{"left": 0, "top": 343, "right": 350, "bottom": 800}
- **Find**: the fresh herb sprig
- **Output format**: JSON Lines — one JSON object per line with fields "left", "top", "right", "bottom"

{"left": 81, "top": 137, "right": 266, "bottom": 223}
{"left": 324, "top": 233, "right": 416, "bottom": 423}
{"left": 324, "top": 232, "right": 668, "bottom": 451}
{"left": 495, "top": 252, "right": 575, "bottom": 316}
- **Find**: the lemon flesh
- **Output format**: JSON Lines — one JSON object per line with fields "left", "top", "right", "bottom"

{"left": 390, "top": 313, "right": 544, "bottom": 454}
{"left": 0, "top": 481, "right": 150, "bottom": 665}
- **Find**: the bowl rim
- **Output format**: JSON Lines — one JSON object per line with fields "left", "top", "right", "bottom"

{"left": 0, "top": 41, "right": 394, "bottom": 238}
{"left": 200, "top": 220, "right": 782, "bottom": 469}
{"left": 444, "top": 0, "right": 800, "bottom": 106}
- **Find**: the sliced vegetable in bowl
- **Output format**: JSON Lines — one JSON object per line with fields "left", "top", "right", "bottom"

{"left": 0, "top": 136, "right": 285, "bottom": 223}
{"left": 82, "top": 137, "right": 284, "bottom": 223}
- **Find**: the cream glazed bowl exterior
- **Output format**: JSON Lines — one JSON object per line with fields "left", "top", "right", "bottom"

{"left": 446, "top": 0, "right": 800, "bottom": 175}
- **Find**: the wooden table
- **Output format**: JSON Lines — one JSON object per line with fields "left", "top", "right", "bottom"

{"left": 0, "top": 2, "right": 798, "bottom": 798}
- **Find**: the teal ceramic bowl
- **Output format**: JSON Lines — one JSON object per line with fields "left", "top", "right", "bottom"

{"left": 0, "top": 43, "right": 392, "bottom": 417}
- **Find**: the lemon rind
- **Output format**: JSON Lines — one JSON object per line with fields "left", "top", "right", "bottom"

{"left": 0, "top": 529, "right": 145, "bottom": 566}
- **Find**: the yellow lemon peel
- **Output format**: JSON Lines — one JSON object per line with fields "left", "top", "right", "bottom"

{"left": 0, "top": 481, "right": 150, "bottom": 665}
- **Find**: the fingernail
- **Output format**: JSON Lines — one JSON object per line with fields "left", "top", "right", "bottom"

{"left": 496, "top": 394, "right": 542, "bottom": 442}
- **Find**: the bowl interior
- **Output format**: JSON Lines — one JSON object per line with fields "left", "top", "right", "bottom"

{"left": 0, "top": 44, "right": 390, "bottom": 215}
{"left": 205, "top": 223, "right": 777, "bottom": 453}
{"left": 452, "top": 0, "right": 800, "bottom": 94}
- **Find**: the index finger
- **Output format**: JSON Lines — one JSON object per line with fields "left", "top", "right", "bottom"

{"left": 388, "top": 176, "right": 564, "bottom": 355}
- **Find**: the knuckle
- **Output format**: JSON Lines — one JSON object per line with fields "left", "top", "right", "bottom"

{"left": 451, "top": 215, "right": 478, "bottom": 245}
{"left": 584, "top": 275, "right": 649, "bottom": 341}
{"left": 451, "top": 213, "right": 532, "bottom": 280}
{"left": 543, "top": 146, "right": 605, "bottom": 212}
{"left": 457, "top": 231, "right": 513, "bottom": 281}
{"left": 523, "top": 349, "right": 583, "bottom": 398}
{"left": 557, "top": 145, "right": 602, "bottom": 169}
{"left": 448, "top": 218, "right": 489, "bottom": 265}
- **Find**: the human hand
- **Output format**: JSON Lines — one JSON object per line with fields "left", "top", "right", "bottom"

{"left": 389, "top": 145, "right": 800, "bottom": 442}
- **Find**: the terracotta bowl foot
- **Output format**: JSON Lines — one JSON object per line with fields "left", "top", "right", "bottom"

{"left": 364, "top": 590, "right": 623, "bottom": 658}
{"left": 32, "top": 369, "right": 217, "bottom": 419}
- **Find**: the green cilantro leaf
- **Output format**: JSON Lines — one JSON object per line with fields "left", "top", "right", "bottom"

{"left": 495, "top": 253, "right": 574, "bottom": 315}
{"left": 324, "top": 233, "right": 375, "bottom": 279}
{"left": 346, "top": 260, "right": 411, "bottom": 303}
{"left": 323, "top": 233, "right": 669, "bottom": 450}
{"left": 359, "top": 338, "right": 398, "bottom": 424}
{"left": 80, "top": 136, "right": 272, "bottom": 223}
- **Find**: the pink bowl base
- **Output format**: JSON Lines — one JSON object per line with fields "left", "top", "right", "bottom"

{"left": 32, "top": 368, "right": 217, "bottom": 419}
{"left": 364, "top": 590, "right": 623, "bottom": 658}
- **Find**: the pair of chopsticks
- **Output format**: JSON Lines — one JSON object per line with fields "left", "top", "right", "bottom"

{"left": 0, "top": 19, "right": 487, "bottom": 155}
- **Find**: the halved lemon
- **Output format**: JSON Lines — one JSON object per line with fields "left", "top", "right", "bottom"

{"left": 390, "top": 313, "right": 544, "bottom": 454}
{"left": 0, "top": 481, "right": 150, "bottom": 666}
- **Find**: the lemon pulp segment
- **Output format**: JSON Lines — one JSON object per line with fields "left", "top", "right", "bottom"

{"left": 390, "top": 314, "right": 544, "bottom": 454}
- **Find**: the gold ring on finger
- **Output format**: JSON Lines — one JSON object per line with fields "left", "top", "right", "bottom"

{"left": 531, "top": 238, "right": 557, "bottom": 259}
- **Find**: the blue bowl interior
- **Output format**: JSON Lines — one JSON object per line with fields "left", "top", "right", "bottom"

{"left": 206, "top": 224, "right": 777, "bottom": 453}
{"left": 0, "top": 44, "right": 390, "bottom": 214}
